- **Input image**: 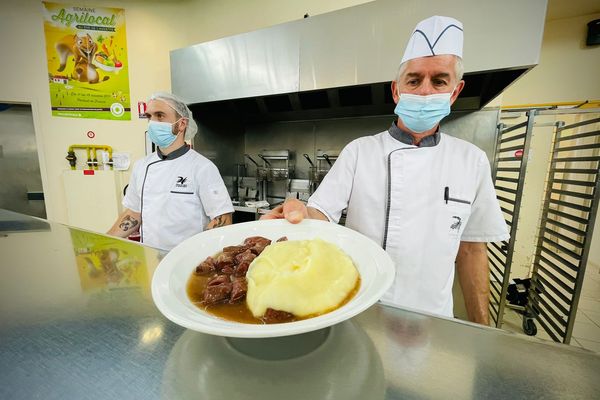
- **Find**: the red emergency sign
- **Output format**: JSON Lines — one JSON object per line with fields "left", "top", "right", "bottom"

{"left": 138, "top": 102, "right": 147, "bottom": 119}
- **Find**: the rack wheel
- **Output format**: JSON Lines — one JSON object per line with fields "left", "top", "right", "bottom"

{"left": 522, "top": 318, "right": 537, "bottom": 336}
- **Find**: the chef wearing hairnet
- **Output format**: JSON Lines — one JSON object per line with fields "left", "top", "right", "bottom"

{"left": 108, "top": 92, "right": 234, "bottom": 251}
{"left": 263, "top": 16, "right": 509, "bottom": 324}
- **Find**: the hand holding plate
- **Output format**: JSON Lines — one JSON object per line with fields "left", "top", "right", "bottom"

{"left": 260, "top": 198, "right": 307, "bottom": 224}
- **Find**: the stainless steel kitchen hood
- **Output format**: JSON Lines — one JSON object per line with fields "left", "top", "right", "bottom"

{"left": 171, "top": 0, "right": 547, "bottom": 120}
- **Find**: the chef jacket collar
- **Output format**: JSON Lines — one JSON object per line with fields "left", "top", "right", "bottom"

{"left": 157, "top": 143, "right": 190, "bottom": 160}
{"left": 388, "top": 120, "right": 440, "bottom": 147}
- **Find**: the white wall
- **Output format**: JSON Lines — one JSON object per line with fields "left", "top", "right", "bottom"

{"left": 0, "top": 0, "right": 193, "bottom": 228}
{"left": 180, "top": 0, "right": 373, "bottom": 45}
{"left": 501, "top": 12, "right": 600, "bottom": 106}
{"left": 0, "top": 0, "right": 371, "bottom": 229}
{"left": 589, "top": 206, "right": 600, "bottom": 271}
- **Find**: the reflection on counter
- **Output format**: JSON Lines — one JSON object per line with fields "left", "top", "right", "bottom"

{"left": 0, "top": 213, "right": 162, "bottom": 330}
{"left": 161, "top": 320, "right": 385, "bottom": 400}
{"left": 0, "top": 209, "right": 50, "bottom": 232}
{"left": 71, "top": 228, "right": 149, "bottom": 292}
{"left": 2, "top": 208, "right": 599, "bottom": 400}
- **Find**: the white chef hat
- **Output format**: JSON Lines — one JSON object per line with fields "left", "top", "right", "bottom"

{"left": 401, "top": 16, "right": 463, "bottom": 64}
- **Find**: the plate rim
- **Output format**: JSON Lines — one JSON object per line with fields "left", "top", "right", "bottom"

{"left": 151, "top": 219, "right": 394, "bottom": 338}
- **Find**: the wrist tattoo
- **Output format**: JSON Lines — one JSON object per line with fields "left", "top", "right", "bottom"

{"left": 215, "top": 215, "right": 227, "bottom": 227}
{"left": 119, "top": 215, "right": 139, "bottom": 231}
{"left": 208, "top": 214, "right": 230, "bottom": 229}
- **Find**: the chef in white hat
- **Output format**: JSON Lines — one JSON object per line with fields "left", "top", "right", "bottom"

{"left": 263, "top": 16, "right": 508, "bottom": 325}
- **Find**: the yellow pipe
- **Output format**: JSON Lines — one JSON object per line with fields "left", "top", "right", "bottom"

{"left": 67, "top": 144, "right": 114, "bottom": 170}
{"left": 68, "top": 144, "right": 113, "bottom": 153}
{"left": 92, "top": 147, "right": 98, "bottom": 170}
{"left": 501, "top": 100, "right": 600, "bottom": 110}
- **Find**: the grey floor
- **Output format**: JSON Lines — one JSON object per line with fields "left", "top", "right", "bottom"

{"left": 501, "top": 263, "right": 600, "bottom": 352}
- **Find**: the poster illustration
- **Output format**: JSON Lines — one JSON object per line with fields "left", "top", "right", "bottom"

{"left": 42, "top": 2, "right": 131, "bottom": 120}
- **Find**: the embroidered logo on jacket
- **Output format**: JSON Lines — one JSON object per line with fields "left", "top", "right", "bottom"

{"left": 450, "top": 216, "right": 462, "bottom": 231}
{"left": 176, "top": 176, "right": 188, "bottom": 188}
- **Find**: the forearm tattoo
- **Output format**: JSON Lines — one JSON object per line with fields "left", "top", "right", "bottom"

{"left": 208, "top": 214, "right": 230, "bottom": 229}
{"left": 119, "top": 215, "right": 139, "bottom": 232}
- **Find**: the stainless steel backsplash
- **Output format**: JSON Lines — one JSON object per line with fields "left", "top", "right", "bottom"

{"left": 194, "top": 109, "right": 500, "bottom": 201}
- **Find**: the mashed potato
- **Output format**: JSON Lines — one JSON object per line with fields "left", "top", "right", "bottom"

{"left": 246, "top": 238, "right": 359, "bottom": 318}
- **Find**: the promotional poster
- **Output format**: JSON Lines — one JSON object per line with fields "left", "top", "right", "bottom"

{"left": 42, "top": 2, "right": 131, "bottom": 120}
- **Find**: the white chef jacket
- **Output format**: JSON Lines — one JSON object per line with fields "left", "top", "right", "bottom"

{"left": 308, "top": 126, "right": 509, "bottom": 317}
{"left": 123, "top": 145, "right": 234, "bottom": 251}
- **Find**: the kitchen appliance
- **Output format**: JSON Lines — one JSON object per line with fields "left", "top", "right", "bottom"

{"left": 303, "top": 153, "right": 320, "bottom": 193}
{"left": 238, "top": 154, "right": 262, "bottom": 202}
{"left": 257, "top": 150, "right": 293, "bottom": 181}
{"left": 287, "top": 179, "right": 311, "bottom": 202}
{"left": 232, "top": 163, "right": 246, "bottom": 203}
{"left": 316, "top": 149, "right": 338, "bottom": 183}
{"left": 303, "top": 150, "right": 339, "bottom": 192}
{"left": 255, "top": 150, "right": 294, "bottom": 203}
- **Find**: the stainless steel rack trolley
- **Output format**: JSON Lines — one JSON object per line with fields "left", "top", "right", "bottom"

{"left": 487, "top": 110, "right": 535, "bottom": 328}
{"left": 525, "top": 110, "right": 600, "bottom": 343}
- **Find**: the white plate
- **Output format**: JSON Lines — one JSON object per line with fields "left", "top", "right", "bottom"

{"left": 151, "top": 219, "right": 394, "bottom": 338}
{"left": 92, "top": 59, "right": 123, "bottom": 72}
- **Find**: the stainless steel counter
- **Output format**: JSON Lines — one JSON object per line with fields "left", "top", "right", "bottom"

{"left": 1, "top": 209, "right": 598, "bottom": 399}
{"left": 233, "top": 204, "right": 271, "bottom": 215}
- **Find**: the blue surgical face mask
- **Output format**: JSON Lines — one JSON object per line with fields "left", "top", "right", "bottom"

{"left": 147, "top": 119, "right": 181, "bottom": 148}
{"left": 394, "top": 90, "right": 454, "bottom": 133}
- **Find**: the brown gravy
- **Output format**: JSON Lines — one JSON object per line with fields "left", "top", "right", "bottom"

{"left": 187, "top": 273, "right": 361, "bottom": 324}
